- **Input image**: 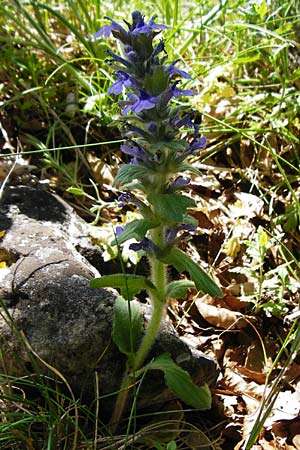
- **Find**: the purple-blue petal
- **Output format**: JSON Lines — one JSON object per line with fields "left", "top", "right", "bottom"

{"left": 189, "top": 135, "right": 207, "bottom": 151}
{"left": 108, "top": 70, "right": 133, "bottom": 95}
{"left": 166, "top": 223, "right": 197, "bottom": 243}
{"left": 94, "top": 18, "right": 127, "bottom": 38}
{"left": 147, "top": 121, "right": 158, "bottom": 135}
{"left": 121, "top": 143, "right": 145, "bottom": 157}
{"left": 131, "top": 14, "right": 167, "bottom": 35}
{"left": 123, "top": 91, "right": 158, "bottom": 114}
{"left": 106, "top": 50, "right": 129, "bottom": 67}
{"left": 115, "top": 225, "right": 125, "bottom": 237}
{"left": 165, "top": 61, "right": 191, "bottom": 79}
{"left": 129, "top": 237, "right": 159, "bottom": 253}
{"left": 170, "top": 176, "right": 191, "bottom": 189}
{"left": 172, "top": 83, "right": 196, "bottom": 98}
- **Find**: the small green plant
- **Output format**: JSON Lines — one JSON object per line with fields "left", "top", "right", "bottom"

{"left": 89, "top": 11, "right": 222, "bottom": 431}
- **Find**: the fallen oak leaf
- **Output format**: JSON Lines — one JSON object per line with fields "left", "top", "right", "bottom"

{"left": 236, "top": 366, "right": 267, "bottom": 385}
{"left": 195, "top": 301, "right": 248, "bottom": 329}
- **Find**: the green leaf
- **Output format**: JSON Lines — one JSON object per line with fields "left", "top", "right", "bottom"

{"left": 114, "top": 164, "right": 150, "bottom": 186}
{"left": 254, "top": 0, "right": 268, "bottom": 19}
{"left": 66, "top": 187, "right": 85, "bottom": 196}
{"left": 148, "top": 353, "right": 211, "bottom": 410}
{"left": 149, "top": 140, "right": 187, "bottom": 155}
{"left": 144, "top": 66, "right": 169, "bottom": 96}
{"left": 113, "top": 296, "right": 143, "bottom": 356}
{"left": 165, "top": 280, "right": 195, "bottom": 299}
{"left": 111, "top": 219, "right": 159, "bottom": 246}
{"left": 89, "top": 274, "right": 157, "bottom": 300}
{"left": 148, "top": 193, "right": 195, "bottom": 223}
{"left": 160, "top": 248, "right": 222, "bottom": 297}
{"left": 177, "top": 163, "right": 201, "bottom": 176}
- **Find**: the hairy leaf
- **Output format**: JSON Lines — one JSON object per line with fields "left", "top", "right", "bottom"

{"left": 161, "top": 248, "right": 222, "bottom": 297}
{"left": 89, "top": 274, "right": 157, "bottom": 300}
{"left": 114, "top": 164, "right": 150, "bottom": 186}
{"left": 148, "top": 353, "right": 211, "bottom": 409}
{"left": 148, "top": 193, "right": 195, "bottom": 223}
{"left": 113, "top": 296, "right": 143, "bottom": 356}
{"left": 177, "top": 163, "right": 201, "bottom": 176}
{"left": 165, "top": 280, "right": 195, "bottom": 298}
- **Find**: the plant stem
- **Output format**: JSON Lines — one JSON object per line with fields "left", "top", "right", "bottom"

{"left": 134, "top": 287, "right": 166, "bottom": 370}
{"left": 109, "top": 225, "right": 167, "bottom": 431}
{"left": 109, "top": 370, "right": 132, "bottom": 433}
{"left": 134, "top": 224, "right": 167, "bottom": 369}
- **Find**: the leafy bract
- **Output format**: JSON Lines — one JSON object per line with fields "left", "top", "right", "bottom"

{"left": 114, "top": 164, "right": 150, "bottom": 186}
{"left": 149, "top": 140, "right": 187, "bottom": 153}
{"left": 113, "top": 296, "right": 143, "bottom": 356}
{"left": 144, "top": 66, "right": 169, "bottom": 96}
{"left": 148, "top": 353, "right": 211, "bottom": 409}
{"left": 160, "top": 248, "right": 222, "bottom": 297}
{"left": 148, "top": 193, "right": 195, "bottom": 223}
{"left": 111, "top": 219, "right": 159, "bottom": 246}
{"left": 177, "top": 163, "right": 201, "bottom": 176}
{"left": 89, "top": 274, "right": 157, "bottom": 300}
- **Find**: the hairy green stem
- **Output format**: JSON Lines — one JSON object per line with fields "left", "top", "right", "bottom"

{"left": 109, "top": 224, "right": 168, "bottom": 431}
{"left": 109, "top": 370, "right": 132, "bottom": 433}
{"left": 134, "top": 224, "right": 167, "bottom": 369}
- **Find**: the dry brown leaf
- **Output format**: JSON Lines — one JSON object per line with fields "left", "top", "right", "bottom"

{"left": 236, "top": 366, "right": 266, "bottom": 384}
{"left": 87, "top": 154, "right": 115, "bottom": 185}
{"left": 223, "top": 294, "right": 249, "bottom": 311}
{"left": 245, "top": 340, "right": 267, "bottom": 373}
{"left": 293, "top": 434, "right": 300, "bottom": 450}
{"left": 220, "top": 370, "right": 264, "bottom": 401}
{"left": 283, "top": 362, "right": 300, "bottom": 384}
{"left": 272, "top": 416, "right": 300, "bottom": 439}
{"left": 195, "top": 301, "right": 248, "bottom": 329}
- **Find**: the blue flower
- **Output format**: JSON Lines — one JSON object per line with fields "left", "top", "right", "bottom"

{"left": 121, "top": 143, "right": 146, "bottom": 158}
{"left": 94, "top": 16, "right": 127, "bottom": 39}
{"left": 147, "top": 121, "right": 158, "bottom": 136}
{"left": 109, "top": 70, "right": 135, "bottom": 94}
{"left": 160, "top": 81, "right": 196, "bottom": 108}
{"left": 124, "top": 124, "right": 148, "bottom": 138}
{"left": 115, "top": 225, "right": 125, "bottom": 236}
{"left": 165, "top": 223, "right": 197, "bottom": 244}
{"left": 123, "top": 91, "right": 158, "bottom": 114}
{"left": 122, "top": 144, "right": 152, "bottom": 166}
{"left": 171, "top": 81, "right": 196, "bottom": 98}
{"left": 175, "top": 135, "right": 206, "bottom": 162}
{"left": 168, "top": 176, "right": 191, "bottom": 191}
{"left": 94, "top": 11, "right": 167, "bottom": 42}
{"left": 151, "top": 40, "right": 166, "bottom": 58}
{"left": 165, "top": 60, "right": 191, "bottom": 79}
{"left": 189, "top": 135, "right": 207, "bottom": 152}
{"left": 173, "top": 113, "right": 199, "bottom": 133}
{"left": 118, "top": 191, "right": 145, "bottom": 209}
{"left": 129, "top": 237, "right": 159, "bottom": 254}
{"left": 105, "top": 50, "right": 131, "bottom": 68}
{"left": 131, "top": 13, "right": 168, "bottom": 35}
